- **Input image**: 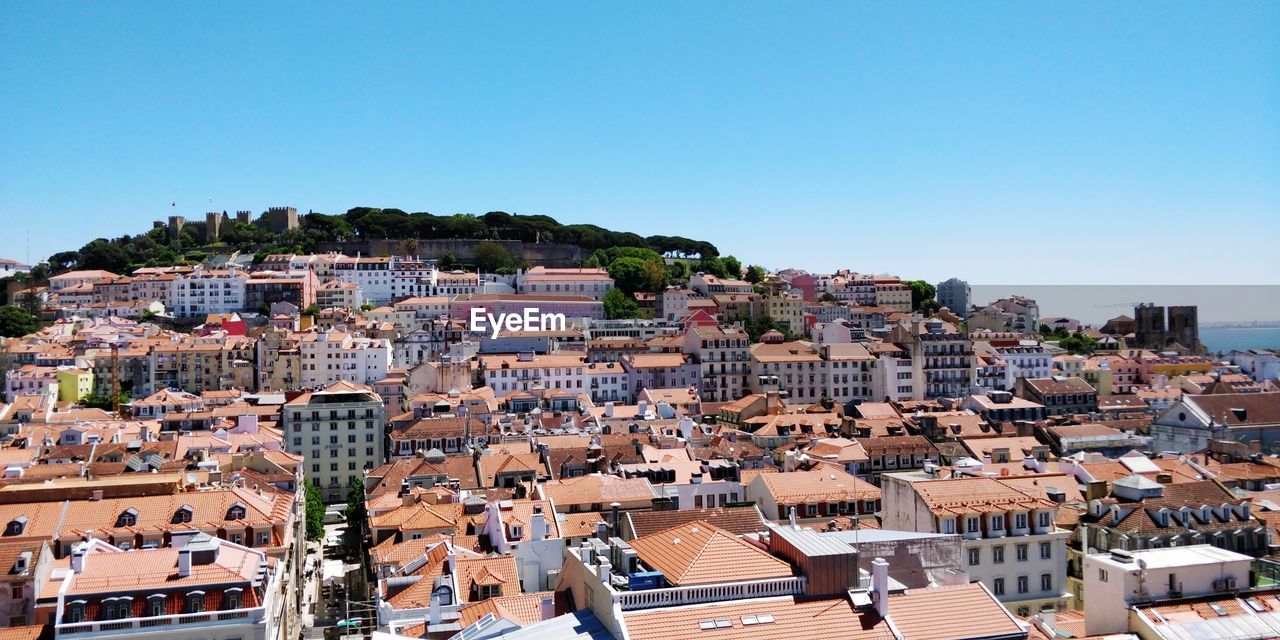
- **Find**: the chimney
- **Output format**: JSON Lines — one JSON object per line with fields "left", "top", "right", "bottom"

{"left": 70, "top": 543, "right": 87, "bottom": 574}
{"left": 429, "top": 594, "right": 442, "bottom": 625}
{"left": 789, "top": 506, "right": 798, "bottom": 530}
{"left": 540, "top": 594, "right": 555, "bottom": 621}
{"left": 595, "top": 522, "right": 608, "bottom": 540}
{"left": 532, "top": 505, "right": 546, "bottom": 542}
{"left": 610, "top": 502, "right": 621, "bottom": 533}
{"left": 872, "top": 558, "right": 890, "bottom": 618}
{"left": 177, "top": 548, "right": 192, "bottom": 577}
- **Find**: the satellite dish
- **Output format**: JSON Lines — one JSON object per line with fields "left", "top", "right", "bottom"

{"left": 186, "top": 473, "right": 197, "bottom": 485}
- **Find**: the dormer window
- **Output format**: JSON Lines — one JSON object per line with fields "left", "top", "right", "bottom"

{"left": 4, "top": 517, "right": 27, "bottom": 537}
{"left": 226, "top": 503, "right": 247, "bottom": 521}
{"left": 172, "top": 506, "right": 193, "bottom": 524}
{"left": 146, "top": 594, "right": 166, "bottom": 617}
{"left": 508, "top": 524, "right": 523, "bottom": 540}
{"left": 224, "top": 587, "right": 243, "bottom": 610}
{"left": 117, "top": 508, "right": 138, "bottom": 528}
{"left": 65, "top": 600, "right": 86, "bottom": 623}
{"left": 185, "top": 591, "right": 206, "bottom": 614}
{"left": 101, "top": 596, "right": 133, "bottom": 620}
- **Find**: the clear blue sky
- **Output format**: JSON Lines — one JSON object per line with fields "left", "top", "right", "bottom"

{"left": 2, "top": 2, "right": 1277, "bottom": 285}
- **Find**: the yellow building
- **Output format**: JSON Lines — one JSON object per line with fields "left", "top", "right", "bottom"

{"left": 766, "top": 295, "right": 805, "bottom": 335}
{"left": 56, "top": 367, "right": 95, "bottom": 403}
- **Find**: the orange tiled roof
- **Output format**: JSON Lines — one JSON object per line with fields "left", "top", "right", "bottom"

{"left": 628, "top": 520, "right": 793, "bottom": 586}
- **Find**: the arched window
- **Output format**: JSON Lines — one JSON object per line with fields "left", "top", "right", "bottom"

{"left": 225, "top": 503, "right": 247, "bottom": 521}
{"left": 224, "top": 587, "right": 243, "bottom": 610}
{"left": 65, "top": 600, "right": 87, "bottom": 623}
{"left": 172, "top": 506, "right": 193, "bottom": 524}
{"left": 146, "top": 594, "right": 167, "bottom": 618}
{"left": 185, "top": 591, "right": 205, "bottom": 614}
{"left": 116, "top": 509, "right": 138, "bottom": 528}
{"left": 4, "top": 517, "right": 27, "bottom": 537}
{"left": 100, "top": 596, "right": 133, "bottom": 620}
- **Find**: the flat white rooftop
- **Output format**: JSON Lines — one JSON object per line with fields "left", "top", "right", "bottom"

{"left": 1092, "top": 544, "right": 1251, "bottom": 570}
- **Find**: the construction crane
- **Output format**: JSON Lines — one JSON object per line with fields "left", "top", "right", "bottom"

{"left": 110, "top": 343, "right": 121, "bottom": 417}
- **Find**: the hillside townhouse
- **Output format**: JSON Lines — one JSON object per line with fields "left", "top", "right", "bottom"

{"left": 1015, "top": 376, "right": 1098, "bottom": 417}
{"left": 315, "top": 279, "right": 363, "bottom": 310}
{"left": 711, "top": 293, "right": 764, "bottom": 321}
{"left": 1149, "top": 391, "right": 1280, "bottom": 453}
{"left": 585, "top": 360, "right": 631, "bottom": 404}
{"left": 171, "top": 266, "right": 248, "bottom": 318}
{"left": 688, "top": 273, "right": 753, "bottom": 296}
{"left": 801, "top": 301, "right": 850, "bottom": 326}
{"left": 872, "top": 277, "right": 912, "bottom": 313}
{"left": 128, "top": 272, "right": 179, "bottom": 307}
{"left": 517, "top": 266, "right": 614, "bottom": 300}
{"left": 748, "top": 340, "right": 875, "bottom": 405}
{"left": 330, "top": 255, "right": 435, "bottom": 304}
{"left": 817, "top": 271, "right": 877, "bottom": 305}
{"left": 450, "top": 294, "right": 604, "bottom": 326}
{"left": 48, "top": 270, "right": 119, "bottom": 293}
{"left": 764, "top": 295, "right": 804, "bottom": 334}
{"left": 970, "top": 296, "right": 1041, "bottom": 335}
{"left": 4, "top": 365, "right": 57, "bottom": 402}
{"left": 90, "top": 276, "right": 133, "bottom": 304}
{"left": 284, "top": 381, "right": 385, "bottom": 502}
{"left": 890, "top": 319, "right": 973, "bottom": 400}
{"left": 480, "top": 353, "right": 589, "bottom": 397}
{"left": 882, "top": 472, "right": 1070, "bottom": 616}
{"left": 683, "top": 324, "right": 750, "bottom": 403}
{"left": 244, "top": 270, "right": 316, "bottom": 312}
{"left": 392, "top": 296, "right": 451, "bottom": 321}
{"left": 621, "top": 353, "right": 700, "bottom": 394}
{"left": 298, "top": 329, "right": 392, "bottom": 387}
{"left": 429, "top": 270, "right": 481, "bottom": 297}
{"left": 149, "top": 336, "right": 256, "bottom": 394}
{"left": 974, "top": 341, "right": 1052, "bottom": 390}
{"left": 868, "top": 340, "right": 916, "bottom": 401}
{"left": 254, "top": 327, "right": 301, "bottom": 391}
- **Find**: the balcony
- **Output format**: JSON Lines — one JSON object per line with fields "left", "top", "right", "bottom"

{"left": 614, "top": 576, "right": 806, "bottom": 611}
{"left": 58, "top": 607, "right": 264, "bottom": 637}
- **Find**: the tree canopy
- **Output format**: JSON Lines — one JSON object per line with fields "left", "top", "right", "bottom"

{"left": 0, "top": 306, "right": 39, "bottom": 338}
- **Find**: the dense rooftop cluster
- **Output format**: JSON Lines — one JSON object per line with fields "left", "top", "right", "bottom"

{"left": 0, "top": 250, "right": 1278, "bottom": 640}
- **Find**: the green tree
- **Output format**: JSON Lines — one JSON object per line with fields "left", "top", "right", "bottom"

{"left": 721, "top": 256, "right": 742, "bottom": 278}
{"left": 904, "top": 280, "right": 937, "bottom": 312}
{"left": 139, "top": 309, "right": 159, "bottom": 323}
{"left": 360, "top": 303, "right": 374, "bottom": 312}
{"left": 603, "top": 288, "right": 641, "bottom": 319}
{"left": 607, "top": 257, "right": 654, "bottom": 294}
{"left": 0, "top": 306, "right": 39, "bottom": 337}
{"left": 79, "top": 391, "right": 128, "bottom": 411}
{"left": 344, "top": 477, "right": 368, "bottom": 552}
{"left": 818, "top": 292, "right": 838, "bottom": 303}
{"left": 305, "top": 483, "right": 325, "bottom": 541}
{"left": 303, "top": 304, "right": 320, "bottom": 316}
{"left": 472, "top": 241, "right": 515, "bottom": 273}
{"left": 438, "top": 251, "right": 459, "bottom": 270}
{"left": 744, "top": 265, "right": 767, "bottom": 284}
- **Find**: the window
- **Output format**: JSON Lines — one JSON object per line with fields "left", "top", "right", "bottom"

{"left": 4, "top": 517, "right": 27, "bottom": 537}
{"left": 993, "top": 546, "right": 1005, "bottom": 563}
{"left": 1014, "top": 513, "right": 1028, "bottom": 530}
{"left": 1017, "top": 576, "right": 1028, "bottom": 593}
{"left": 942, "top": 518, "right": 956, "bottom": 534}
{"left": 1041, "top": 573, "right": 1053, "bottom": 592}
{"left": 1016, "top": 544, "right": 1028, "bottom": 561}
{"left": 1040, "top": 542, "right": 1051, "bottom": 559}
{"left": 991, "top": 514, "right": 1005, "bottom": 531}
{"left": 224, "top": 588, "right": 242, "bottom": 610}
{"left": 968, "top": 548, "right": 980, "bottom": 566}
{"left": 172, "top": 506, "right": 193, "bottom": 524}
{"left": 226, "top": 503, "right": 247, "bottom": 520}
{"left": 993, "top": 578, "right": 1005, "bottom": 596}
{"left": 1039, "top": 511, "right": 1051, "bottom": 528}
{"left": 257, "top": 531, "right": 270, "bottom": 546}
{"left": 186, "top": 591, "right": 205, "bottom": 614}
{"left": 966, "top": 516, "right": 980, "bottom": 533}
{"left": 116, "top": 508, "right": 137, "bottom": 527}
{"left": 65, "top": 601, "right": 86, "bottom": 623}
{"left": 10, "top": 584, "right": 21, "bottom": 599}
{"left": 1098, "top": 569, "right": 1108, "bottom": 582}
